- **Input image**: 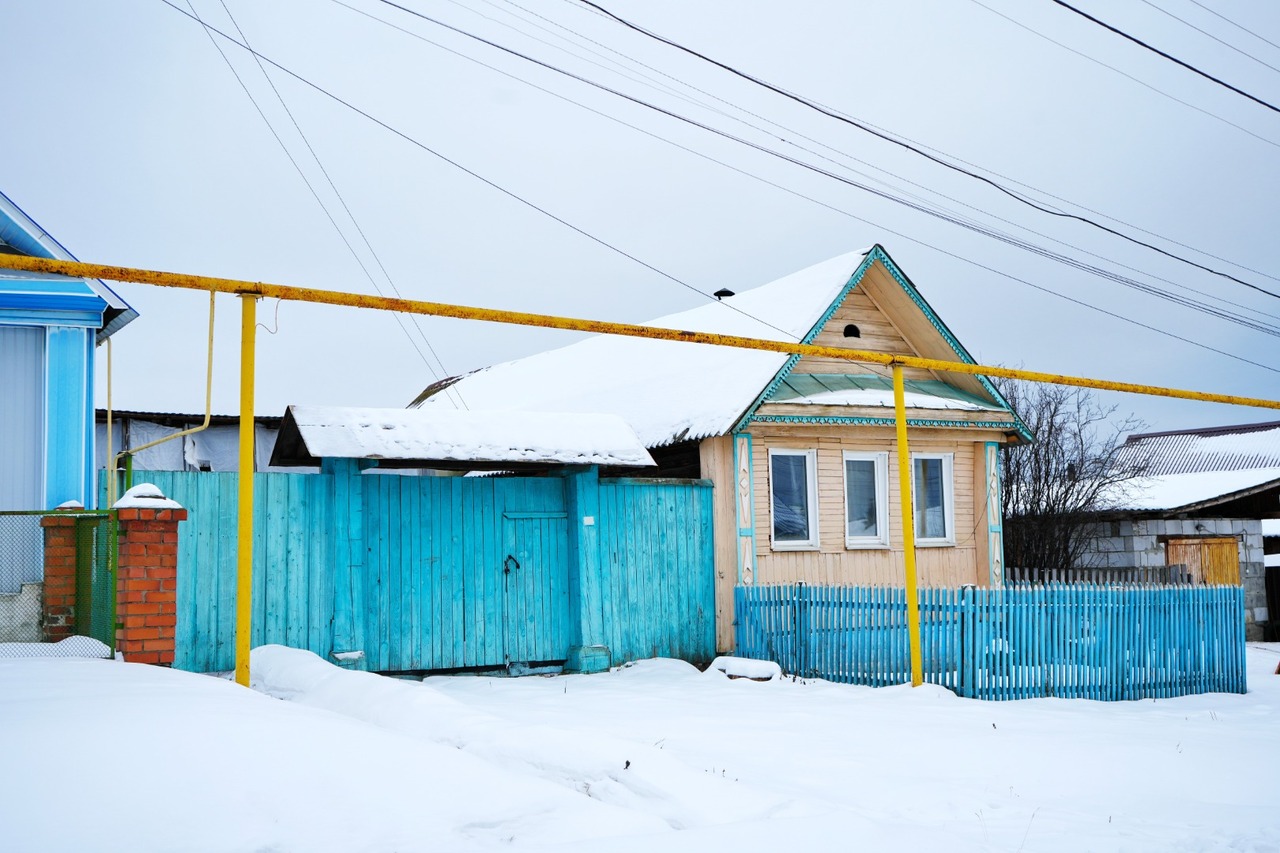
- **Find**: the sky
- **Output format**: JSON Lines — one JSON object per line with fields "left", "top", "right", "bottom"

{"left": 3, "top": 0, "right": 1279, "bottom": 434}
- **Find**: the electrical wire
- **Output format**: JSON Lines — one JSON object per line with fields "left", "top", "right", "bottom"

{"left": 492, "top": 0, "right": 1280, "bottom": 326}
{"left": 1135, "top": 0, "right": 1280, "bottom": 76}
{"left": 167, "top": 0, "right": 1280, "bottom": 372}
{"left": 161, "top": 0, "right": 802, "bottom": 343}
{"left": 1050, "top": 0, "right": 1280, "bottom": 115}
{"left": 1185, "top": 0, "right": 1280, "bottom": 54}
{"left": 182, "top": 0, "right": 459, "bottom": 402}
{"left": 361, "top": 0, "right": 1280, "bottom": 339}
{"left": 573, "top": 0, "right": 1280, "bottom": 299}
{"left": 210, "top": 0, "right": 466, "bottom": 407}
{"left": 966, "top": 0, "right": 1279, "bottom": 151}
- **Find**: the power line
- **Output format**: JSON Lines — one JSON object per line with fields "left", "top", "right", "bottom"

{"left": 966, "top": 0, "right": 1279, "bottom": 150}
{"left": 494, "top": 0, "right": 1280, "bottom": 327}
{"left": 1050, "top": 0, "right": 1280, "bottom": 115}
{"left": 210, "top": 0, "right": 466, "bottom": 407}
{"left": 1136, "top": 0, "right": 1280, "bottom": 76}
{"left": 162, "top": 0, "right": 1280, "bottom": 375}
{"left": 161, "top": 0, "right": 802, "bottom": 344}
{"left": 1186, "top": 0, "right": 1280, "bottom": 54}
{"left": 363, "top": 0, "right": 1280, "bottom": 338}
{"left": 182, "top": 0, "right": 463, "bottom": 404}
{"left": 573, "top": 0, "right": 1280, "bottom": 299}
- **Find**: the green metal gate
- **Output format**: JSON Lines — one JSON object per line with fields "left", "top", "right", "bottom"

{"left": 0, "top": 510, "right": 117, "bottom": 653}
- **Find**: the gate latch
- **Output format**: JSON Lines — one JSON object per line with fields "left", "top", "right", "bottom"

{"left": 504, "top": 555, "right": 520, "bottom": 575}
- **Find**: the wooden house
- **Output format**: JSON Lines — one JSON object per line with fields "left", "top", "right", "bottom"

{"left": 414, "top": 245, "right": 1028, "bottom": 651}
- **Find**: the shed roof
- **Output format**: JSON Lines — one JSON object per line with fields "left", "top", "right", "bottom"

{"left": 271, "top": 405, "right": 655, "bottom": 469}
{"left": 1119, "top": 420, "right": 1280, "bottom": 476}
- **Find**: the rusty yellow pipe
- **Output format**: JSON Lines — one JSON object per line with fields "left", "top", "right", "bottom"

{"left": 235, "top": 295, "right": 257, "bottom": 688}
{"left": 893, "top": 366, "right": 924, "bottom": 687}
{"left": 4, "top": 255, "right": 1279, "bottom": 412}
{"left": 109, "top": 291, "right": 218, "bottom": 494}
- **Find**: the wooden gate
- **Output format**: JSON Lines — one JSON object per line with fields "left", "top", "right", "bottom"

{"left": 500, "top": 511, "right": 570, "bottom": 664}
{"left": 1166, "top": 537, "right": 1240, "bottom": 585}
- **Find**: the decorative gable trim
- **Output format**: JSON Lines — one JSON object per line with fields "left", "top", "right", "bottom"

{"left": 731, "top": 244, "right": 1030, "bottom": 441}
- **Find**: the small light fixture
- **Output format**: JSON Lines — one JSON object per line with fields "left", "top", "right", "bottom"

{"left": 714, "top": 288, "right": 734, "bottom": 300}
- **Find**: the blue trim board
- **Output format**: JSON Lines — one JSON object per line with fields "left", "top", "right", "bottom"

{"left": 0, "top": 276, "right": 101, "bottom": 295}
{"left": 44, "top": 326, "right": 90, "bottom": 507}
{"left": 0, "top": 292, "right": 106, "bottom": 313}
{"left": 749, "top": 414, "right": 1020, "bottom": 431}
{"left": 0, "top": 308, "right": 105, "bottom": 328}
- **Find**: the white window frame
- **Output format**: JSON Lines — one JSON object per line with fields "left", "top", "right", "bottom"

{"left": 911, "top": 452, "right": 956, "bottom": 547}
{"left": 842, "top": 451, "right": 889, "bottom": 549}
{"left": 768, "top": 448, "right": 819, "bottom": 551}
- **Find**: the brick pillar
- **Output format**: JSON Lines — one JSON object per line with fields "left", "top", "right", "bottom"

{"left": 40, "top": 515, "right": 80, "bottom": 641}
{"left": 115, "top": 505, "right": 187, "bottom": 665}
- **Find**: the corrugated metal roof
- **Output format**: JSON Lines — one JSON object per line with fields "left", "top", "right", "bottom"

{"left": 1120, "top": 420, "right": 1280, "bottom": 476}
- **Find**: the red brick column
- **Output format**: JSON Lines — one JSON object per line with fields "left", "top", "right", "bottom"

{"left": 115, "top": 506, "right": 187, "bottom": 665}
{"left": 40, "top": 515, "right": 80, "bottom": 642}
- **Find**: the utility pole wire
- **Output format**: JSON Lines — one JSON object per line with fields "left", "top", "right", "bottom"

{"left": 1051, "top": 0, "right": 1280, "bottom": 115}
{"left": 574, "top": 0, "right": 1280, "bottom": 300}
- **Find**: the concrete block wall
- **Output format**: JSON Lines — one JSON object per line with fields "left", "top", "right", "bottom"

{"left": 1080, "top": 517, "right": 1266, "bottom": 637}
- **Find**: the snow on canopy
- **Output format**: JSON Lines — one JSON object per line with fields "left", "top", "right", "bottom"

{"left": 279, "top": 405, "right": 655, "bottom": 468}
{"left": 1111, "top": 466, "right": 1280, "bottom": 512}
{"left": 416, "top": 249, "right": 968, "bottom": 448}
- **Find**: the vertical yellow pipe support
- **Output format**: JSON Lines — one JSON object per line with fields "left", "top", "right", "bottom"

{"left": 893, "top": 365, "right": 924, "bottom": 687}
{"left": 235, "top": 295, "right": 258, "bottom": 687}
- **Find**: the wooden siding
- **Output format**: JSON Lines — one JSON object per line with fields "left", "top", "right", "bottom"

{"left": 736, "top": 583, "right": 1248, "bottom": 699}
{"left": 699, "top": 435, "right": 738, "bottom": 653}
{"left": 747, "top": 424, "right": 1003, "bottom": 588}
{"left": 598, "top": 479, "right": 715, "bottom": 663}
{"left": 104, "top": 469, "right": 714, "bottom": 672}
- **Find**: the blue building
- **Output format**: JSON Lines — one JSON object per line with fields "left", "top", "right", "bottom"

{"left": 0, "top": 190, "right": 136, "bottom": 510}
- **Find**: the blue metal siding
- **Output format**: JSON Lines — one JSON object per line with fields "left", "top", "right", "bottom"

{"left": 0, "top": 325, "right": 44, "bottom": 511}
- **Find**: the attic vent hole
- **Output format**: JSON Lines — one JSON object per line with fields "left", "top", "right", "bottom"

{"left": 843, "top": 324, "right": 861, "bottom": 338}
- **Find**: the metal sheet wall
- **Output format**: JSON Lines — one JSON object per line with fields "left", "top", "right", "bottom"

{"left": 0, "top": 325, "right": 44, "bottom": 512}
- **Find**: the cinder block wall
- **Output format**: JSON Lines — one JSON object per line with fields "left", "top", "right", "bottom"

{"left": 1081, "top": 517, "right": 1265, "bottom": 638}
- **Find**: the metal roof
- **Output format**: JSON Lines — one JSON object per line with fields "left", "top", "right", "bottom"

{"left": 1119, "top": 420, "right": 1280, "bottom": 476}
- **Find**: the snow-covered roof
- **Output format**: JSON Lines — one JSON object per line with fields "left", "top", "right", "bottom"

{"left": 273, "top": 405, "right": 655, "bottom": 468}
{"left": 1119, "top": 420, "right": 1280, "bottom": 476}
{"left": 1262, "top": 519, "right": 1280, "bottom": 538}
{"left": 415, "top": 248, "right": 1014, "bottom": 447}
{"left": 417, "top": 251, "right": 867, "bottom": 447}
{"left": 1112, "top": 467, "right": 1280, "bottom": 512}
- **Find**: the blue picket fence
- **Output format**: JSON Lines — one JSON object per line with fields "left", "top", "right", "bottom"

{"left": 734, "top": 584, "right": 1247, "bottom": 699}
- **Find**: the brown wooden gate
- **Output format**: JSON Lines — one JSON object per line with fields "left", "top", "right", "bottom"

{"left": 1166, "top": 537, "right": 1240, "bottom": 585}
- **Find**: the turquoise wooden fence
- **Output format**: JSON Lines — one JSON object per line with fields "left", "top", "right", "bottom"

{"left": 103, "top": 470, "right": 714, "bottom": 673}
{"left": 734, "top": 584, "right": 1247, "bottom": 699}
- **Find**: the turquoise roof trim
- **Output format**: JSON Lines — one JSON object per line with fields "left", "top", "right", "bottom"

{"left": 751, "top": 414, "right": 1021, "bottom": 431}
{"left": 733, "top": 244, "right": 1032, "bottom": 442}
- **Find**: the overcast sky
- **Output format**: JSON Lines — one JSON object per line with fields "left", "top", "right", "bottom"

{"left": 3, "top": 0, "right": 1279, "bottom": 434}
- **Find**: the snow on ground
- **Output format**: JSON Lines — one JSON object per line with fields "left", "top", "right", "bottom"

{"left": 3, "top": 645, "right": 1279, "bottom": 851}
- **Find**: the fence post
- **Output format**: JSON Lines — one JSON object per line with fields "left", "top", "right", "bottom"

{"left": 796, "top": 582, "right": 808, "bottom": 677}
{"left": 959, "top": 584, "right": 974, "bottom": 698}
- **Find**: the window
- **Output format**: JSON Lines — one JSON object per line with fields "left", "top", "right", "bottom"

{"left": 912, "top": 453, "right": 955, "bottom": 545}
{"left": 843, "top": 451, "right": 888, "bottom": 548}
{"left": 769, "top": 449, "right": 818, "bottom": 549}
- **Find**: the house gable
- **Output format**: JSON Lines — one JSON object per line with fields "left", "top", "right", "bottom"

{"left": 738, "top": 245, "right": 1026, "bottom": 438}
